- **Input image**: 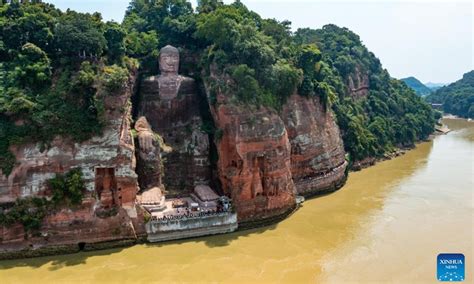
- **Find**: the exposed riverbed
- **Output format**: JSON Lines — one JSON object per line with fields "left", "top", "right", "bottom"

{"left": 0, "top": 118, "right": 472, "bottom": 283}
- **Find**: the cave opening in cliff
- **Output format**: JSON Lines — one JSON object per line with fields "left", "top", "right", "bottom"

{"left": 78, "top": 242, "right": 86, "bottom": 251}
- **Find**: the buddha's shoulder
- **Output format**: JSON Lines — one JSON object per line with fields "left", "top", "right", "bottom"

{"left": 178, "top": 75, "right": 196, "bottom": 94}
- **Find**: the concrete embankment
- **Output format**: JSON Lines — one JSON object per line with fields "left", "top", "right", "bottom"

{"left": 146, "top": 212, "right": 238, "bottom": 242}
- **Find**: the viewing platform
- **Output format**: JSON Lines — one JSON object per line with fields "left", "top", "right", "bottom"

{"left": 146, "top": 210, "right": 237, "bottom": 242}
{"left": 138, "top": 185, "right": 238, "bottom": 242}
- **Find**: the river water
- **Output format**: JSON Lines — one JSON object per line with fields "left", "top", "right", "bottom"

{"left": 0, "top": 118, "right": 472, "bottom": 283}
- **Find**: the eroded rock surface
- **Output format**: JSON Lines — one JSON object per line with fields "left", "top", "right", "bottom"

{"left": 282, "top": 94, "right": 347, "bottom": 196}
{"left": 347, "top": 66, "right": 370, "bottom": 99}
{"left": 208, "top": 89, "right": 296, "bottom": 222}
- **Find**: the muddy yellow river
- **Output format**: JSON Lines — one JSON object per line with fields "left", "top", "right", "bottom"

{"left": 1, "top": 118, "right": 472, "bottom": 283}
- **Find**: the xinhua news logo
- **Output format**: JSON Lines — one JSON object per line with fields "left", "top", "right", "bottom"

{"left": 437, "top": 253, "right": 465, "bottom": 282}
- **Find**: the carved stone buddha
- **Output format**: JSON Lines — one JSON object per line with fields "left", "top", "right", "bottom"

{"left": 137, "top": 45, "right": 210, "bottom": 195}
{"left": 156, "top": 45, "right": 183, "bottom": 100}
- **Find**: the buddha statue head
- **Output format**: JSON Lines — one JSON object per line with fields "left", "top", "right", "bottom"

{"left": 159, "top": 45, "right": 180, "bottom": 75}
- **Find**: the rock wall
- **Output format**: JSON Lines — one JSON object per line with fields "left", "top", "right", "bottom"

{"left": 0, "top": 74, "right": 145, "bottom": 251}
{"left": 347, "top": 66, "right": 370, "bottom": 99}
{"left": 207, "top": 88, "right": 296, "bottom": 223}
{"left": 205, "top": 74, "right": 348, "bottom": 223}
{"left": 282, "top": 94, "right": 347, "bottom": 196}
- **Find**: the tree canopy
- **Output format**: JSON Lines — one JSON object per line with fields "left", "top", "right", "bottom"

{"left": 0, "top": 1, "right": 133, "bottom": 175}
{"left": 0, "top": 0, "right": 437, "bottom": 175}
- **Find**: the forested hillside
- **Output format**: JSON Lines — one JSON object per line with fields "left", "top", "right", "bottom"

{"left": 401, "top": 77, "right": 432, "bottom": 96}
{"left": 426, "top": 71, "right": 474, "bottom": 118}
{"left": 1, "top": 0, "right": 436, "bottom": 174}
{"left": 294, "top": 25, "right": 435, "bottom": 160}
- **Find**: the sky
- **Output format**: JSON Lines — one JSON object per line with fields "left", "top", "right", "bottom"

{"left": 47, "top": 0, "right": 473, "bottom": 84}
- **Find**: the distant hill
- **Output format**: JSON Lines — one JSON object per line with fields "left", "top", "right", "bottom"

{"left": 425, "top": 82, "right": 445, "bottom": 91}
{"left": 401, "top": 77, "right": 432, "bottom": 96}
{"left": 426, "top": 71, "right": 474, "bottom": 118}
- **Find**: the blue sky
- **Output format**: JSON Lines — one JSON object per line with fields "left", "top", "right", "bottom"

{"left": 47, "top": 0, "right": 473, "bottom": 84}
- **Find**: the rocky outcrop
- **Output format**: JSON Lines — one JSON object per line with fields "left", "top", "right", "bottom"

{"left": 282, "top": 94, "right": 347, "bottom": 197}
{"left": 204, "top": 65, "right": 348, "bottom": 223}
{"left": 0, "top": 72, "right": 145, "bottom": 252}
{"left": 207, "top": 88, "right": 296, "bottom": 223}
{"left": 347, "top": 66, "right": 369, "bottom": 99}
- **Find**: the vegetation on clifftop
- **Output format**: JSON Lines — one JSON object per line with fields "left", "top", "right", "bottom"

{"left": 294, "top": 25, "right": 435, "bottom": 160}
{"left": 1, "top": 0, "right": 437, "bottom": 174}
{"left": 0, "top": 1, "right": 132, "bottom": 175}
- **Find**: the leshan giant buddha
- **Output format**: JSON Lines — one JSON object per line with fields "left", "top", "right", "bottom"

{"left": 138, "top": 45, "right": 210, "bottom": 196}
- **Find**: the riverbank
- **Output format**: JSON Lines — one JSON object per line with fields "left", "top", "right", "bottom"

{"left": 351, "top": 146, "right": 411, "bottom": 171}
{"left": 0, "top": 133, "right": 440, "bottom": 261}
{"left": 1, "top": 118, "right": 471, "bottom": 283}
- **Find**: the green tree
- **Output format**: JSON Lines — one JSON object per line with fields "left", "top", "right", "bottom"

{"left": 54, "top": 11, "right": 106, "bottom": 57}
{"left": 8, "top": 42, "right": 51, "bottom": 90}
{"left": 125, "top": 0, "right": 196, "bottom": 48}
{"left": 197, "top": 0, "right": 223, "bottom": 14}
{"left": 104, "top": 21, "right": 126, "bottom": 64}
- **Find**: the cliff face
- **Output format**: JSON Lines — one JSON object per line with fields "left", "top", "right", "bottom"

{"left": 205, "top": 79, "right": 347, "bottom": 222}
{"left": 0, "top": 74, "right": 145, "bottom": 250}
{"left": 347, "top": 66, "right": 369, "bottom": 99}
{"left": 282, "top": 94, "right": 347, "bottom": 196}
{"left": 0, "top": 57, "right": 350, "bottom": 252}
{"left": 209, "top": 97, "right": 296, "bottom": 222}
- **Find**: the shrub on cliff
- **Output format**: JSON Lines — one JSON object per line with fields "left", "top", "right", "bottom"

{"left": 0, "top": 197, "right": 51, "bottom": 232}
{"left": 0, "top": 167, "right": 86, "bottom": 231}
{"left": 54, "top": 10, "right": 106, "bottom": 58}
{"left": 104, "top": 21, "right": 127, "bottom": 65}
{"left": 101, "top": 64, "right": 129, "bottom": 93}
{"left": 194, "top": 3, "right": 302, "bottom": 108}
{"left": 49, "top": 168, "right": 85, "bottom": 206}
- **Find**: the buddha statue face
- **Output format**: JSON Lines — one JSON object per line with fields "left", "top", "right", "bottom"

{"left": 159, "top": 45, "right": 180, "bottom": 75}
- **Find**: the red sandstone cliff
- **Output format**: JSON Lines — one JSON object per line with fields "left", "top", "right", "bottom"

{"left": 0, "top": 73, "right": 145, "bottom": 252}
{"left": 1, "top": 57, "right": 350, "bottom": 254}
{"left": 206, "top": 90, "right": 348, "bottom": 223}
{"left": 204, "top": 77, "right": 296, "bottom": 223}
{"left": 282, "top": 94, "right": 347, "bottom": 196}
